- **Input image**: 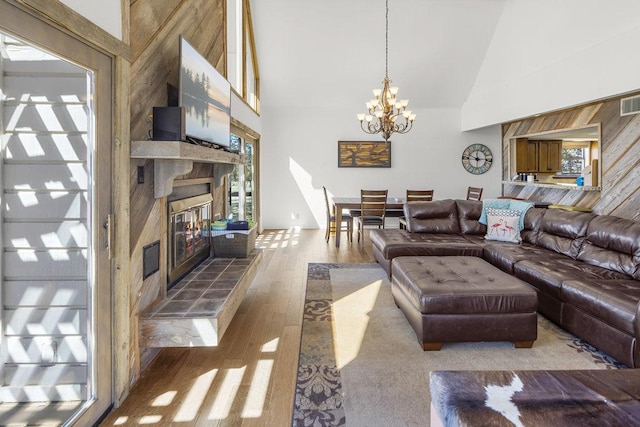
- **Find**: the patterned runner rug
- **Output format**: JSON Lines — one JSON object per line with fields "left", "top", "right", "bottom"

{"left": 292, "top": 263, "right": 625, "bottom": 427}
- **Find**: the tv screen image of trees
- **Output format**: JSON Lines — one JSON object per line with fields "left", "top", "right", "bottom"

{"left": 179, "top": 37, "right": 231, "bottom": 146}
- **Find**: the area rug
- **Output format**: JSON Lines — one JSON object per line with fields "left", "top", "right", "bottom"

{"left": 292, "top": 263, "right": 626, "bottom": 427}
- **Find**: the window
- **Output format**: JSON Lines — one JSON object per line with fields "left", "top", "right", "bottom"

{"left": 226, "top": 0, "right": 243, "bottom": 96}
{"left": 561, "top": 142, "right": 591, "bottom": 174}
{"left": 561, "top": 148, "right": 587, "bottom": 174}
{"left": 246, "top": 24, "right": 258, "bottom": 110}
{"left": 228, "top": 134, "right": 243, "bottom": 219}
{"left": 226, "top": 0, "right": 260, "bottom": 112}
{"left": 228, "top": 133, "right": 256, "bottom": 222}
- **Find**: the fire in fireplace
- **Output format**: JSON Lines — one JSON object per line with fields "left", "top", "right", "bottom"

{"left": 168, "top": 193, "right": 212, "bottom": 286}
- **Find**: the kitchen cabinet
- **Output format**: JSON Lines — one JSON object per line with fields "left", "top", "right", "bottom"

{"left": 516, "top": 138, "right": 538, "bottom": 172}
{"left": 538, "top": 140, "right": 562, "bottom": 172}
{"left": 515, "top": 139, "right": 562, "bottom": 173}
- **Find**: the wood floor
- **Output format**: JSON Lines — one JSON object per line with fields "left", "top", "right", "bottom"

{"left": 100, "top": 227, "right": 376, "bottom": 426}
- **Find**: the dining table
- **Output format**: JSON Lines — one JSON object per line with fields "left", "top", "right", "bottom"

{"left": 332, "top": 197, "right": 404, "bottom": 247}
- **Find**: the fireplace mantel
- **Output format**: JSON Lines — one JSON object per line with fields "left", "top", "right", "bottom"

{"left": 131, "top": 140, "right": 246, "bottom": 198}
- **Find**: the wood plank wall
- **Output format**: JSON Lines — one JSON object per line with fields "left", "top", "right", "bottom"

{"left": 128, "top": 0, "right": 226, "bottom": 384}
{"left": 502, "top": 93, "right": 640, "bottom": 221}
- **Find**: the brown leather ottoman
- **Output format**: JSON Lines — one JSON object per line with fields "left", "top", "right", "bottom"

{"left": 391, "top": 256, "right": 538, "bottom": 350}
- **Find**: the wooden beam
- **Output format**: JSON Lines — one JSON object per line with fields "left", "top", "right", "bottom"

{"left": 113, "top": 56, "right": 132, "bottom": 406}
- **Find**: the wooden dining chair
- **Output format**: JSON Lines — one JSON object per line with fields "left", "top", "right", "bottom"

{"left": 323, "top": 186, "right": 353, "bottom": 243}
{"left": 399, "top": 189, "right": 434, "bottom": 229}
{"left": 466, "top": 186, "right": 483, "bottom": 201}
{"left": 356, "top": 189, "right": 388, "bottom": 244}
{"left": 406, "top": 189, "right": 434, "bottom": 202}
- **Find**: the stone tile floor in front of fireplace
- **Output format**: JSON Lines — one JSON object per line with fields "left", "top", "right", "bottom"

{"left": 143, "top": 252, "right": 259, "bottom": 318}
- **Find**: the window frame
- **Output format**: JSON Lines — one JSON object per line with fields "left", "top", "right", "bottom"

{"left": 226, "top": 0, "right": 260, "bottom": 113}
{"left": 228, "top": 121, "right": 259, "bottom": 228}
{"left": 560, "top": 141, "right": 592, "bottom": 175}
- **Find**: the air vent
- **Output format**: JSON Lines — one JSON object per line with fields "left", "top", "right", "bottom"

{"left": 620, "top": 95, "right": 640, "bottom": 116}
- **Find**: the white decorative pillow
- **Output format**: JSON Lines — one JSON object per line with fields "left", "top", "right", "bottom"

{"left": 484, "top": 208, "right": 522, "bottom": 243}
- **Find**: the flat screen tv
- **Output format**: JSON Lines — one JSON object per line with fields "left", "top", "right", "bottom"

{"left": 179, "top": 36, "right": 231, "bottom": 148}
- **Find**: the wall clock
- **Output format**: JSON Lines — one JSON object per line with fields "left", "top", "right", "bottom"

{"left": 462, "top": 144, "right": 493, "bottom": 175}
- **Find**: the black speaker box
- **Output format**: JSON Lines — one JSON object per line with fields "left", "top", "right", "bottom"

{"left": 152, "top": 106, "right": 185, "bottom": 141}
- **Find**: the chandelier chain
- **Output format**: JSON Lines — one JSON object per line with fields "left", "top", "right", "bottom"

{"left": 385, "top": 0, "right": 389, "bottom": 78}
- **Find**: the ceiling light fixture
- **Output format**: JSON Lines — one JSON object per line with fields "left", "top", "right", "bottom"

{"left": 357, "top": 0, "right": 415, "bottom": 142}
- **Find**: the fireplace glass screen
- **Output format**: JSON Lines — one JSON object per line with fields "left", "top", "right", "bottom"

{"left": 171, "top": 202, "right": 211, "bottom": 272}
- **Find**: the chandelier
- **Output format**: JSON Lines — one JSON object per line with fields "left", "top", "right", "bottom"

{"left": 357, "top": 0, "right": 415, "bottom": 142}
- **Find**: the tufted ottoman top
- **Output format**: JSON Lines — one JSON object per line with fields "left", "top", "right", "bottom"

{"left": 392, "top": 256, "right": 538, "bottom": 315}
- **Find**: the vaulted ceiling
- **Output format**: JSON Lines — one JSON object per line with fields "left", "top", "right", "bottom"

{"left": 251, "top": 0, "right": 507, "bottom": 110}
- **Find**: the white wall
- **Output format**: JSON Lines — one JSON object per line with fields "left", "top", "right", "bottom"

{"left": 260, "top": 105, "right": 501, "bottom": 229}
{"left": 252, "top": 0, "right": 505, "bottom": 229}
{"left": 462, "top": 0, "right": 640, "bottom": 130}
{"left": 59, "top": 0, "right": 122, "bottom": 40}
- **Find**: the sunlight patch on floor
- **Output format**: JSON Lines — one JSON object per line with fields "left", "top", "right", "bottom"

{"left": 256, "top": 228, "right": 301, "bottom": 249}
{"left": 207, "top": 366, "right": 246, "bottom": 420}
{"left": 261, "top": 337, "right": 279, "bottom": 353}
{"left": 332, "top": 279, "right": 382, "bottom": 369}
{"left": 113, "top": 415, "right": 129, "bottom": 425}
{"left": 138, "top": 415, "right": 162, "bottom": 424}
{"left": 241, "top": 359, "right": 274, "bottom": 418}
{"left": 151, "top": 390, "right": 177, "bottom": 407}
{"left": 173, "top": 369, "right": 217, "bottom": 422}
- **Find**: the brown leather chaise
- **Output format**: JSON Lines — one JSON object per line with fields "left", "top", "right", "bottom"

{"left": 370, "top": 199, "right": 486, "bottom": 278}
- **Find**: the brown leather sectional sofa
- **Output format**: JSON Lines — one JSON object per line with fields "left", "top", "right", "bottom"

{"left": 369, "top": 199, "right": 640, "bottom": 368}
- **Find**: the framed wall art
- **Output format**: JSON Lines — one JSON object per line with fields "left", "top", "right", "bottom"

{"left": 338, "top": 141, "right": 391, "bottom": 168}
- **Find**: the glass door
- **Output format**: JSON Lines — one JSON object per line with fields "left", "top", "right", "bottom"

{"left": 245, "top": 141, "right": 255, "bottom": 222}
{"left": 0, "top": 4, "right": 113, "bottom": 425}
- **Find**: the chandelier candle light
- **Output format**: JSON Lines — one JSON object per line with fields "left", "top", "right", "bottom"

{"left": 357, "top": 0, "right": 415, "bottom": 142}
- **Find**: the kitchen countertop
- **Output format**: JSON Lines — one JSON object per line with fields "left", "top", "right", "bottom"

{"left": 502, "top": 180, "right": 601, "bottom": 191}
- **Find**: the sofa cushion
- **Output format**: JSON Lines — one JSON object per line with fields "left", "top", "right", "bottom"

{"left": 577, "top": 215, "right": 640, "bottom": 280}
{"left": 462, "top": 234, "right": 487, "bottom": 245}
{"left": 404, "top": 199, "right": 460, "bottom": 233}
{"left": 521, "top": 207, "right": 547, "bottom": 244}
{"left": 482, "top": 242, "right": 553, "bottom": 274}
{"left": 508, "top": 199, "right": 535, "bottom": 231}
{"left": 456, "top": 199, "right": 486, "bottom": 235}
{"left": 369, "top": 229, "right": 483, "bottom": 259}
{"left": 562, "top": 279, "right": 640, "bottom": 335}
{"left": 513, "top": 257, "right": 630, "bottom": 299}
{"left": 536, "top": 208, "right": 594, "bottom": 258}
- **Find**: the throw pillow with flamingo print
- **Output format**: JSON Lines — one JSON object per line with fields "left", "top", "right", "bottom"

{"left": 484, "top": 208, "right": 522, "bottom": 243}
